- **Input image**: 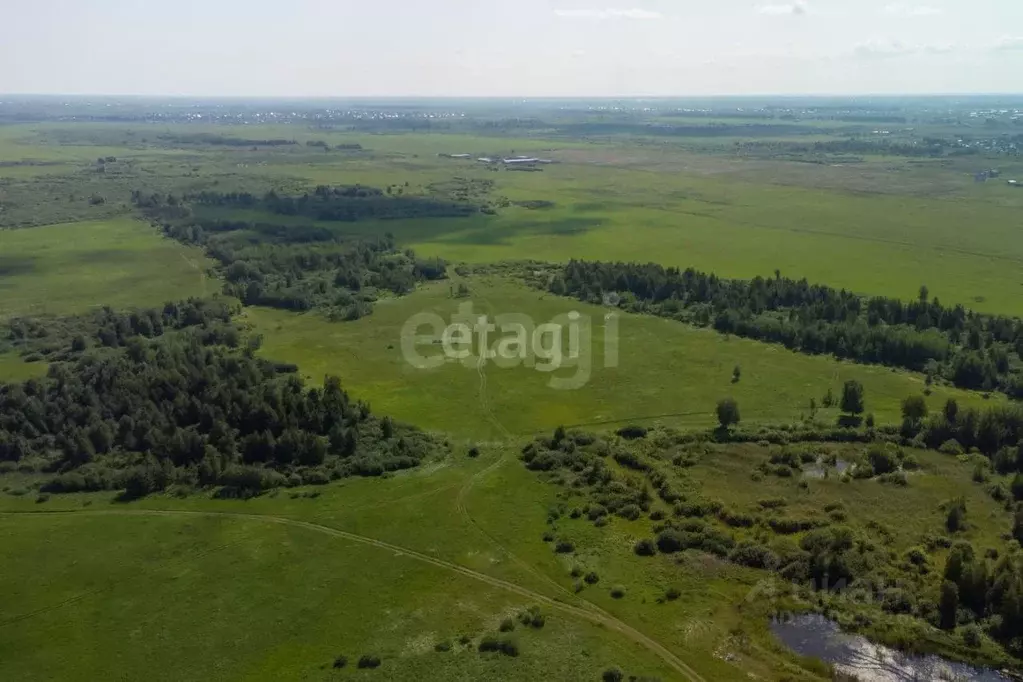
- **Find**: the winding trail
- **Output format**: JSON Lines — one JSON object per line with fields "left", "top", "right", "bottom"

{"left": 1, "top": 508, "right": 705, "bottom": 682}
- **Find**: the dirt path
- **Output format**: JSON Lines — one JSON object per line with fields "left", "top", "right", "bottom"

{"left": 2, "top": 508, "right": 706, "bottom": 682}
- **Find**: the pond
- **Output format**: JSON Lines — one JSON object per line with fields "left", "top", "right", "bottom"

{"left": 802, "top": 457, "right": 852, "bottom": 479}
{"left": 771, "top": 614, "right": 1018, "bottom": 681}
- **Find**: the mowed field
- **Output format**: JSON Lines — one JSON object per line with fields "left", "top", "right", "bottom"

{"left": 244, "top": 276, "right": 998, "bottom": 441}
{"left": 0, "top": 218, "right": 212, "bottom": 319}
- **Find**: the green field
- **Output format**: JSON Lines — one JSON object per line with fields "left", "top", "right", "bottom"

{"left": 0, "top": 507, "right": 682, "bottom": 682}
{"left": 245, "top": 275, "right": 998, "bottom": 441}
{"left": 0, "top": 218, "right": 212, "bottom": 318}
{"left": 2, "top": 433, "right": 1016, "bottom": 680}
{"left": 2, "top": 103, "right": 1023, "bottom": 682}
{"left": 4, "top": 123, "right": 1023, "bottom": 314}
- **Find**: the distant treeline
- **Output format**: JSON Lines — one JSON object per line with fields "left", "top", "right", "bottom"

{"left": 157, "top": 133, "right": 297, "bottom": 147}
{"left": 133, "top": 190, "right": 447, "bottom": 317}
{"left": 550, "top": 260, "right": 1023, "bottom": 397}
{"left": 187, "top": 186, "right": 481, "bottom": 222}
{"left": 736, "top": 138, "right": 953, "bottom": 158}
{"left": 0, "top": 322, "right": 438, "bottom": 498}
{"left": 555, "top": 122, "right": 822, "bottom": 138}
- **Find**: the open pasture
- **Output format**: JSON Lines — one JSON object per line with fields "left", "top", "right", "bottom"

{"left": 0, "top": 218, "right": 212, "bottom": 318}
{"left": 244, "top": 276, "right": 997, "bottom": 441}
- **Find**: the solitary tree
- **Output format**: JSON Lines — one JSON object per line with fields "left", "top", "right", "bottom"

{"left": 944, "top": 398, "right": 959, "bottom": 424}
{"left": 716, "top": 398, "right": 741, "bottom": 430}
{"left": 840, "top": 381, "right": 865, "bottom": 416}
{"left": 939, "top": 581, "right": 959, "bottom": 630}
{"left": 902, "top": 395, "right": 929, "bottom": 424}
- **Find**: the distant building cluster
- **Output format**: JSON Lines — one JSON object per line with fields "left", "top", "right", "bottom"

{"left": 438, "top": 153, "right": 555, "bottom": 166}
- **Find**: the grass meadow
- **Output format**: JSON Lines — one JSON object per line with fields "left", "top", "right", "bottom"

{"left": 245, "top": 275, "right": 998, "bottom": 441}
{"left": 2, "top": 434, "right": 1009, "bottom": 681}
{"left": 2, "top": 120, "right": 1022, "bottom": 681}
{"left": 0, "top": 218, "right": 212, "bottom": 319}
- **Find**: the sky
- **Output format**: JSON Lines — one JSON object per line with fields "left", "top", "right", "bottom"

{"left": 2, "top": 0, "right": 1022, "bottom": 97}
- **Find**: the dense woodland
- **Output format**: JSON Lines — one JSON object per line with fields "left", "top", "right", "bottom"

{"left": 188, "top": 185, "right": 481, "bottom": 221}
{"left": 523, "top": 426, "right": 1023, "bottom": 660}
{"left": 0, "top": 314, "right": 439, "bottom": 498}
{"left": 550, "top": 260, "right": 1023, "bottom": 397}
{"left": 133, "top": 190, "right": 448, "bottom": 316}
{"left": 156, "top": 133, "right": 298, "bottom": 147}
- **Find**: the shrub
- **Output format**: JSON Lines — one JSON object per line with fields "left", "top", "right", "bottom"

{"left": 665, "top": 587, "right": 681, "bottom": 601}
{"left": 878, "top": 471, "right": 908, "bottom": 486}
{"left": 961, "top": 624, "right": 983, "bottom": 648}
{"left": 634, "top": 538, "right": 657, "bottom": 556}
{"left": 719, "top": 509, "right": 756, "bottom": 528}
{"left": 332, "top": 655, "right": 348, "bottom": 669}
{"left": 555, "top": 539, "right": 575, "bottom": 554}
{"left": 905, "top": 546, "right": 929, "bottom": 566}
{"left": 584, "top": 571, "right": 600, "bottom": 585}
{"left": 945, "top": 498, "right": 967, "bottom": 533}
{"left": 499, "top": 618, "right": 516, "bottom": 632}
{"left": 728, "top": 541, "right": 780, "bottom": 569}
{"left": 610, "top": 585, "right": 626, "bottom": 599}
{"left": 939, "top": 439, "right": 965, "bottom": 456}
{"left": 867, "top": 443, "right": 899, "bottom": 475}
{"left": 542, "top": 531, "right": 555, "bottom": 542}
{"left": 602, "top": 668, "right": 625, "bottom": 682}
{"left": 616, "top": 425, "right": 648, "bottom": 440}
{"left": 434, "top": 641, "right": 452, "bottom": 652}
{"left": 478, "top": 636, "right": 518, "bottom": 657}
{"left": 617, "top": 504, "right": 642, "bottom": 521}
{"left": 357, "top": 654, "right": 381, "bottom": 669}
{"left": 468, "top": 445, "right": 480, "bottom": 458}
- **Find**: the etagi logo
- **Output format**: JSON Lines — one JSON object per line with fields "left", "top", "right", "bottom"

{"left": 400, "top": 300, "right": 620, "bottom": 390}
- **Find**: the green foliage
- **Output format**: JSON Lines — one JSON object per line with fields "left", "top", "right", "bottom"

{"left": 841, "top": 380, "right": 866, "bottom": 416}
{"left": 902, "top": 394, "right": 929, "bottom": 423}
{"left": 1, "top": 325, "right": 439, "bottom": 497}
{"left": 716, "top": 398, "right": 741, "bottom": 430}
{"left": 356, "top": 654, "right": 381, "bottom": 669}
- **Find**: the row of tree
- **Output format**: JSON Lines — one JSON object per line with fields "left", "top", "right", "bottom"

{"left": 551, "top": 260, "right": 1023, "bottom": 396}
{"left": 187, "top": 187, "right": 480, "bottom": 222}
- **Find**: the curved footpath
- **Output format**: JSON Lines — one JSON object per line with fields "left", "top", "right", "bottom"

{"left": 1, "top": 508, "right": 707, "bottom": 682}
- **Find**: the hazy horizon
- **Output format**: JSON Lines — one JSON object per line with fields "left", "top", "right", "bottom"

{"left": 2, "top": 0, "right": 1022, "bottom": 97}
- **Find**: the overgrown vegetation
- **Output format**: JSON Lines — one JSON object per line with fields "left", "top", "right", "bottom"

{"left": 522, "top": 422, "right": 1023, "bottom": 666}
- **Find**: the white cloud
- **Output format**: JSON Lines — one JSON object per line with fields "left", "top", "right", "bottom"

{"left": 853, "top": 39, "right": 956, "bottom": 58}
{"left": 756, "top": 2, "right": 807, "bottom": 16}
{"left": 553, "top": 8, "right": 662, "bottom": 20}
{"left": 882, "top": 4, "right": 943, "bottom": 17}
{"left": 992, "top": 36, "right": 1023, "bottom": 52}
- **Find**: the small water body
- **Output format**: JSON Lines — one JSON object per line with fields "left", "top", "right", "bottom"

{"left": 771, "top": 614, "right": 1017, "bottom": 682}
{"left": 803, "top": 457, "right": 852, "bottom": 479}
